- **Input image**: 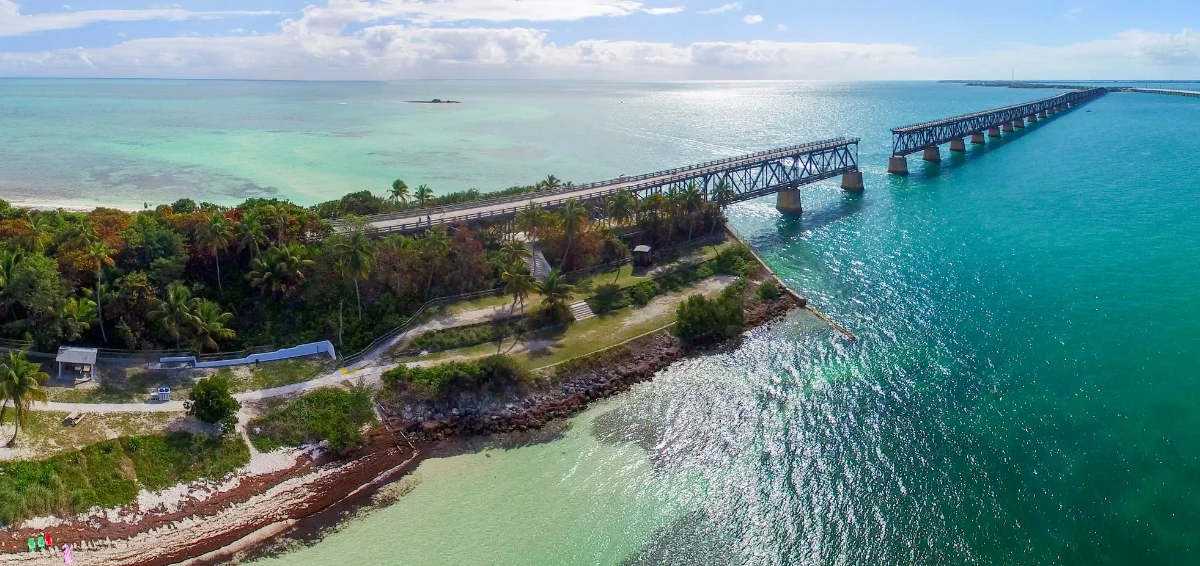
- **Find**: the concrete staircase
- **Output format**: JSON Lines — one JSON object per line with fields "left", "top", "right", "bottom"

{"left": 568, "top": 301, "right": 595, "bottom": 321}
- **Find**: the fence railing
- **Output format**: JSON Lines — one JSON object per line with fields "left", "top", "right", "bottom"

{"left": 333, "top": 138, "right": 855, "bottom": 232}
{"left": 338, "top": 287, "right": 506, "bottom": 368}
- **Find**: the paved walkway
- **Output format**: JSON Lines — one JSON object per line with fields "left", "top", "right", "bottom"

{"left": 30, "top": 303, "right": 517, "bottom": 414}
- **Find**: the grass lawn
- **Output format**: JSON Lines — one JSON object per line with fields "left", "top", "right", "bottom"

{"left": 0, "top": 428, "right": 248, "bottom": 526}
{"left": 219, "top": 356, "right": 335, "bottom": 392}
{"left": 399, "top": 274, "right": 734, "bottom": 371}
{"left": 1, "top": 411, "right": 184, "bottom": 459}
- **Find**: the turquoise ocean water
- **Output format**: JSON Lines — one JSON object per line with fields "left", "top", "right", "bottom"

{"left": 5, "top": 81, "right": 1200, "bottom": 564}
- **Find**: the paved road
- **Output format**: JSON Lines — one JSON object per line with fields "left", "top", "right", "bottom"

{"left": 1125, "top": 88, "right": 1200, "bottom": 98}
{"left": 356, "top": 141, "right": 847, "bottom": 233}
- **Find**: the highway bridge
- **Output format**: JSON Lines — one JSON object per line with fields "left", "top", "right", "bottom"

{"left": 348, "top": 137, "right": 862, "bottom": 234}
{"left": 887, "top": 88, "right": 1108, "bottom": 174}
{"left": 1116, "top": 87, "right": 1200, "bottom": 99}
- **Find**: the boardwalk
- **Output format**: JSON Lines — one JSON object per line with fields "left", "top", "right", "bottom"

{"left": 343, "top": 138, "right": 860, "bottom": 234}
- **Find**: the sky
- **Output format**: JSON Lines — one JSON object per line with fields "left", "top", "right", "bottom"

{"left": 0, "top": 0, "right": 1198, "bottom": 80}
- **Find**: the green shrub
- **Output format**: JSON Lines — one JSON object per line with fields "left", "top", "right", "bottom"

{"left": 589, "top": 283, "right": 628, "bottom": 314}
{"left": 411, "top": 322, "right": 512, "bottom": 352}
{"left": 248, "top": 385, "right": 377, "bottom": 453}
{"left": 758, "top": 279, "right": 781, "bottom": 301}
{"left": 383, "top": 355, "right": 528, "bottom": 399}
{"left": 629, "top": 281, "right": 661, "bottom": 306}
{"left": 187, "top": 375, "right": 241, "bottom": 433}
{"left": 673, "top": 281, "right": 746, "bottom": 347}
{"left": 714, "top": 245, "right": 755, "bottom": 276}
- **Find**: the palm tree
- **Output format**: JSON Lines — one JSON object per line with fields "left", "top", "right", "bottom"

{"left": 332, "top": 230, "right": 375, "bottom": 320}
{"left": 517, "top": 201, "right": 543, "bottom": 239}
{"left": 542, "top": 175, "right": 562, "bottom": 191}
{"left": 191, "top": 299, "right": 236, "bottom": 353}
{"left": 415, "top": 184, "right": 434, "bottom": 208}
{"left": 19, "top": 215, "right": 52, "bottom": 254}
{"left": 59, "top": 297, "right": 99, "bottom": 341}
{"left": 390, "top": 179, "right": 410, "bottom": 206}
{"left": 498, "top": 267, "right": 536, "bottom": 353}
{"left": 500, "top": 239, "right": 531, "bottom": 270}
{"left": 0, "top": 352, "right": 48, "bottom": 447}
{"left": 0, "top": 249, "right": 22, "bottom": 302}
{"left": 503, "top": 267, "right": 536, "bottom": 318}
{"left": 710, "top": 179, "right": 735, "bottom": 236}
{"left": 68, "top": 222, "right": 98, "bottom": 248}
{"left": 556, "top": 199, "right": 589, "bottom": 270}
{"left": 421, "top": 226, "right": 451, "bottom": 298}
{"left": 149, "top": 282, "right": 199, "bottom": 349}
{"left": 681, "top": 181, "right": 704, "bottom": 242}
{"left": 195, "top": 211, "right": 233, "bottom": 293}
{"left": 608, "top": 192, "right": 635, "bottom": 228}
{"left": 253, "top": 205, "right": 289, "bottom": 245}
{"left": 84, "top": 241, "right": 115, "bottom": 343}
{"left": 235, "top": 215, "right": 270, "bottom": 258}
{"left": 246, "top": 244, "right": 314, "bottom": 298}
{"left": 536, "top": 269, "right": 576, "bottom": 321}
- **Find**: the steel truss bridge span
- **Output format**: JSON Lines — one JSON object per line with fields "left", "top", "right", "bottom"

{"left": 356, "top": 138, "right": 860, "bottom": 235}
{"left": 890, "top": 88, "right": 1108, "bottom": 156}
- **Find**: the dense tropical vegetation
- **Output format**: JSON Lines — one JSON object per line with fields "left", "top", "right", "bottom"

{"left": 0, "top": 175, "right": 727, "bottom": 355}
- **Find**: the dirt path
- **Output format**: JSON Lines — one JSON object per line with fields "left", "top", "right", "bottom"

{"left": 620, "top": 275, "right": 737, "bottom": 329}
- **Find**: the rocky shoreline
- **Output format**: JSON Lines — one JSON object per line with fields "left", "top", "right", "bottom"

{"left": 0, "top": 292, "right": 799, "bottom": 565}
{"left": 386, "top": 294, "right": 800, "bottom": 441}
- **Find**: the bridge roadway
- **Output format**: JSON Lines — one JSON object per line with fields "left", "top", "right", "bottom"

{"left": 351, "top": 137, "right": 862, "bottom": 234}
{"left": 887, "top": 87, "right": 1108, "bottom": 174}
{"left": 1119, "top": 87, "right": 1200, "bottom": 99}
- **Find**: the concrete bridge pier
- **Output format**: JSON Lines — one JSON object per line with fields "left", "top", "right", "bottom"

{"left": 949, "top": 138, "right": 967, "bottom": 152}
{"left": 971, "top": 132, "right": 986, "bottom": 144}
{"left": 922, "top": 146, "right": 941, "bottom": 162}
{"left": 888, "top": 156, "right": 909, "bottom": 175}
{"left": 1001, "top": 122, "right": 1015, "bottom": 132}
{"left": 1013, "top": 118, "right": 1025, "bottom": 129}
{"left": 1027, "top": 114, "right": 1039, "bottom": 123}
{"left": 840, "top": 170, "right": 865, "bottom": 190}
{"left": 988, "top": 127, "right": 1002, "bottom": 138}
{"left": 1037, "top": 111, "right": 1047, "bottom": 119}
{"left": 776, "top": 189, "right": 803, "bottom": 214}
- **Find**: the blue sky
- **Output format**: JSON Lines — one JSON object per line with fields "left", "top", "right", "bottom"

{"left": 1, "top": 0, "right": 1198, "bottom": 80}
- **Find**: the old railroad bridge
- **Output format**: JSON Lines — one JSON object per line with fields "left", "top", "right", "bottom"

{"left": 350, "top": 88, "right": 1109, "bottom": 234}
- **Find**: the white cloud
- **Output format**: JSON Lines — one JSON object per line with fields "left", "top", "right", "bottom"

{"left": 1118, "top": 28, "right": 1200, "bottom": 65}
{"left": 643, "top": 6, "right": 685, "bottom": 15}
{"left": 0, "top": 0, "right": 1196, "bottom": 81}
{"left": 743, "top": 14, "right": 762, "bottom": 24}
{"left": 229, "top": 28, "right": 244, "bottom": 33}
{"left": 777, "top": 24, "right": 787, "bottom": 31}
{"left": 283, "top": 0, "right": 658, "bottom": 28}
{"left": 699, "top": 2, "right": 740, "bottom": 14}
{"left": 0, "top": 0, "right": 275, "bottom": 37}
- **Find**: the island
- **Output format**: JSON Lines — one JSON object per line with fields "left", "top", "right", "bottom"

{"left": 405, "top": 98, "right": 461, "bottom": 104}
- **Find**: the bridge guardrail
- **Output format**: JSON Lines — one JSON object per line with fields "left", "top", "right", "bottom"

{"left": 890, "top": 88, "right": 1107, "bottom": 156}
{"left": 356, "top": 138, "right": 860, "bottom": 235}
{"left": 334, "top": 138, "right": 858, "bottom": 229}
